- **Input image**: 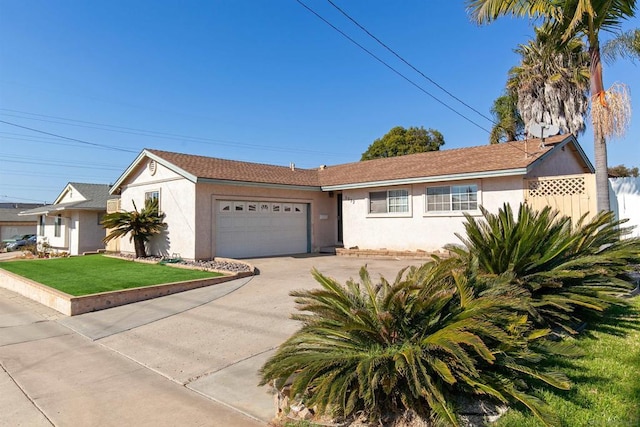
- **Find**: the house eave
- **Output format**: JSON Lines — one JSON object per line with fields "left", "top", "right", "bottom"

{"left": 197, "top": 178, "right": 321, "bottom": 191}
{"left": 321, "top": 168, "right": 528, "bottom": 191}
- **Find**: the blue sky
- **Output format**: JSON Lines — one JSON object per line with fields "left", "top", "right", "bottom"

{"left": 1, "top": 0, "right": 638, "bottom": 204}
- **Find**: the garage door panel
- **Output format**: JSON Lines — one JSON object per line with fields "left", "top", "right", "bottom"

{"left": 216, "top": 201, "right": 308, "bottom": 258}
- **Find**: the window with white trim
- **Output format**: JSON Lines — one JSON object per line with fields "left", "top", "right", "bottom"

{"left": 145, "top": 190, "right": 160, "bottom": 211}
{"left": 426, "top": 184, "right": 478, "bottom": 212}
{"left": 54, "top": 215, "right": 62, "bottom": 237}
{"left": 369, "top": 189, "right": 409, "bottom": 214}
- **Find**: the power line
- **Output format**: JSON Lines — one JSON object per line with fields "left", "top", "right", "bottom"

{"left": 0, "top": 109, "right": 355, "bottom": 158}
{"left": 0, "top": 119, "right": 138, "bottom": 153}
{"left": 0, "top": 194, "right": 50, "bottom": 203}
{"left": 326, "top": 0, "right": 497, "bottom": 125}
{"left": 295, "top": 0, "right": 493, "bottom": 134}
{"left": 298, "top": 1, "right": 534, "bottom": 157}
{"left": 0, "top": 157, "right": 122, "bottom": 171}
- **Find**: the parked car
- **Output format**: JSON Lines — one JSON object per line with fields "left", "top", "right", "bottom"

{"left": 1, "top": 234, "right": 35, "bottom": 250}
{"left": 6, "top": 235, "right": 37, "bottom": 251}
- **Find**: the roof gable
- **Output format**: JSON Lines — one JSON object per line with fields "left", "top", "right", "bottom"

{"left": 21, "top": 182, "right": 113, "bottom": 216}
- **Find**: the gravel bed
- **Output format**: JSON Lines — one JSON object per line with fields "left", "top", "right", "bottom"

{"left": 112, "top": 254, "right": 253, "bottom": 273}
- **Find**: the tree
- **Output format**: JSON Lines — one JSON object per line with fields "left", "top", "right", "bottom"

{"left": 467, "top": 0, "right": 636, "bottom": 212}
{"left": 489, "top": 91, "right": 524, "bottom": 143}
{"left": 603, "top": 28, "right": 640, "bottom": 62}
{"left": 608, "top": 164, "right": 639, "bottom": 177}
{"left": 102, "top": 198, "right": 166, "bottom": 258}
{"left": 360, "top": 126, "right": 444, "bottom": 161}
{"left": 507, "top": 24, "right": 590, "bottom": 137}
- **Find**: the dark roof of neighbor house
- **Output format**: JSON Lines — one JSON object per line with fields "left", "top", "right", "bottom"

{"left": 146, "top": 149, "right": 321, "bottom": 187}
{"left": 0, "top": 208, "right": 38, "bottom": 223}
{"left": 19, "top": 183, "right": 117, "bottom": 216}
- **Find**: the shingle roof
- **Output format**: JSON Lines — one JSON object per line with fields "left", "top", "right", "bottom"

{"left": 146, "top": 135, "right": 573, "bottom": 189}
{"left": 146, "top": 149, "right": 321, "bottom": 187}
{"left": 318, "top": 136, "right": 566, "bottom": 187}
{"left": 0, "top": 208, "right": 38, "bottom": 223}
{"left": 65, "top": 183, "right": 116, "bottom": 208}
{"left": 19, "top": 183, "right": 116, "bottom": 216}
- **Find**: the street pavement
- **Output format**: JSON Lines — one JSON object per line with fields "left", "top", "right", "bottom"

{"left": 0, "top": 254, "right": 420, "bottom": 426}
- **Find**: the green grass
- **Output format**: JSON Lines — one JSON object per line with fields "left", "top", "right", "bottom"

{"left": 0, "top": 255, "right": 222, "bottom": 296}
{"left": 494, "top": 296, "right": 640, "bottom": 427}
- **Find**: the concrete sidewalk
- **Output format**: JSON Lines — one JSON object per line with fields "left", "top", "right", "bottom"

{"left": 0, "top": 254, "right": 418, "bottom": 426}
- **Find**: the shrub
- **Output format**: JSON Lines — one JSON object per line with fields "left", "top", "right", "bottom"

{"left": 260, "top": 259, "right": 571, "bottom": 426}
{"left": 448, "top": 204, "right": 640, "bottom": 333}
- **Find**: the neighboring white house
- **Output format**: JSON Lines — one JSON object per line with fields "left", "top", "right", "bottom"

{"left": 109, "top": 134, "right": 595, "bottom": 260}
{"left": 610, "top": 177, "right": 640, "bottom": 238}
{"left": 19, "top": 183, "right": 117, "bottom": 256}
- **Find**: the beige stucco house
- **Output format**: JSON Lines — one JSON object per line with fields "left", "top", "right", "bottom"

{"left": 110, "top": 134, "right": 595, "bottom": 260}
{"left": 20, "top": 183, "right": 117, "bottom": 256}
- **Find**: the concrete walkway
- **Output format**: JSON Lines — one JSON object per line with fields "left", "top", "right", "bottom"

{"left": 0, "top": 254, "right": 420, "bottom": 426}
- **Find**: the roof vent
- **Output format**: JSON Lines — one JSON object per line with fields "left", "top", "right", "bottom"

{"left": 148, "top": 159, "right": 157, "bottom": 176}
{"left": 290, "top": 162, "right": 295, "bottom": 171}
{"left": 319, "top": 165, "right": 327, "bottom": 170}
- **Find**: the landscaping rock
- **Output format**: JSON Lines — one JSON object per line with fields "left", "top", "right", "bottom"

{"left": 114, "top": 254, "right": 252, "bottom": 274}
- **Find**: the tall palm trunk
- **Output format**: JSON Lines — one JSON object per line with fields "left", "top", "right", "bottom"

{"left": 589, "top": 41, "right": 610, "bottom": 212}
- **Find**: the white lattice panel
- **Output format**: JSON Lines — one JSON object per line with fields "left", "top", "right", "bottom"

{"left": 528, "top": 176, "right": 586, "bottom": 197}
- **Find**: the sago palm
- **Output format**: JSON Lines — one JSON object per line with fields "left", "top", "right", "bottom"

{"left": 260, "top": 259, "right": 572, "bottom": 426}
{"left": 448, "top": 203, "right": 640, "bottom": 332}
{"left": 101, "top": 198, "right": 166, "bottom": 258}
{"left": 467, "top": 0, "right": 637, "bottom": 212}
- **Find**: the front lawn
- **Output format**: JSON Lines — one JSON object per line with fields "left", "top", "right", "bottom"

{"left": 494, "top": 296, "right": 640, "bottom": 427}
{"left": 0, "top": 255, "right": 223, "bottom": 296}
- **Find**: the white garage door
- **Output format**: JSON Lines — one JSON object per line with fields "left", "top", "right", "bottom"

{"left": 216, "top": 200, "right": 309, "bottom": 258}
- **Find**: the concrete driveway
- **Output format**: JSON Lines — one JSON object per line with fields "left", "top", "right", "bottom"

{"left": 0, "top": 254, "right": 421, "bottom": 426}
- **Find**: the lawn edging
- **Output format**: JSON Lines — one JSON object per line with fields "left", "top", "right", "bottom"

{"left": 0, "top": 262, "right": 254, "bottom": 316}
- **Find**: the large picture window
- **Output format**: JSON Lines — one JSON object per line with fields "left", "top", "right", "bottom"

{"left": 369, "top": 189, "right": 409, "bottom": 214}
{"left": 426, "top": 184, "right": 478, "bottom": 212}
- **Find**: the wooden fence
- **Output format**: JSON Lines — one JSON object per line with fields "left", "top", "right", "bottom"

{"left": 524, "top": 174, "right": 596, "bottom": 224}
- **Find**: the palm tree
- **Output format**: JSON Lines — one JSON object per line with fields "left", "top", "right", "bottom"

{"left": 489, "top": 91, "right": 524, "bottom": 143}
{"left": 467, "top": 0, "right": 637, "bottom": 212}
{"left": 603, "top": 28, "right": 640, "bottom": 62}
{"left": 102, "top": 198, "right": 166, "bottom": 258}
{"left": 507, "top": 24, "right": 590, "bottom": 137}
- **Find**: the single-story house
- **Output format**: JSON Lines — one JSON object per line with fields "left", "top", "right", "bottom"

{"left": 19, "top": 183, "right": 118, "bottom": 256}
{"left": 109, "top": 134, "right": 595, "bottom": 260}
{"left": 0, "top": 203, "right": 44, "bottom": 242}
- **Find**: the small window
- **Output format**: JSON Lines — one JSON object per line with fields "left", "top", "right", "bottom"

{"left": 426, "top": 184, "right": 478, "bottom": 212}
{"left": 369, "top": 189, "right": 409, "bottom": 214}
{"left": 145, "top": 190, "right": 159, "bottom": 203}
{"left": 39, "top": 215, "right": 45, "bottom": 236}
{"left": 54, "top": 215, "right": 62, "bottom": 237}
{"left": 145, "top": 190, "right": 160, "bottom": 211}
